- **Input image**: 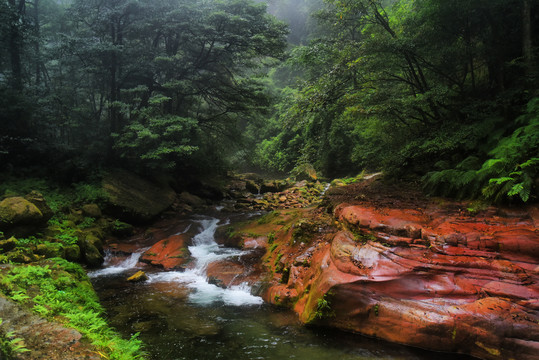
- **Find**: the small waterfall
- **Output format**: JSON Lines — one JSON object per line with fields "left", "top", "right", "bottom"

{"left": 88, "top": 248, "right": 148, "bottom": 278}
{"left": 320, "top": 182, "right": 331, "bottom": 196}
{"left": 149, "top": 217, "right": 263, "bottom": 306}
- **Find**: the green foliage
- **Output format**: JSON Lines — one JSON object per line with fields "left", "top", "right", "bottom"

{"left": 47, "top": 218, "right": 79, "bottom": 246}
{"left": 0, "top": 177, "right": 104, "bottom": 213}
{"left": 269, "top": 243, "right": 278, "bottom": 253}
{"left": 424, "top": 97, "right": 539, "bottom": 202}
{"left": 79, "top": 217, "right": 96, "bottom": 229}
{"left": 257, "top": 211, "right": 280, "bottom": 225}
{"left": 72, "top": 183, "right": 107, "bottom": 206}
{"left": 1, "top": 0, "right": 288, "bottom": 174}
{"left": 253, "top": 0, "right": 538, "bottom": 183}
{"left": 313, "top": 292, "right": 334, "bottom": 320}
{"left": 0, "top": 318, "right": 31, "bottom": 358}
{"left": 267, "top": 231, "right": 276, "bottom": 244}
{"left": 0, "top": 260, "right": 146, "bottom": 359}
{"left": 114, "top": 114, "right": 200, "bottom": 170}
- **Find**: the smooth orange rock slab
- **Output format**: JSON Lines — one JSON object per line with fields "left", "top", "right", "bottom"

{"left": 335, "top": 204, "right": 426, "bottom": 238}
{"left": 304, "top": 226, "right": 539, "bottom": 360}
{"left": 140, "top": 234, "right": 189, "bottom": 269}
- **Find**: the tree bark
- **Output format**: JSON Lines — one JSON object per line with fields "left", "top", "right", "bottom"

{"left": 8, "top": 0, "right": 24, "bottom": 92}
{"left": 522, "top": 0, "right": 532, "bottom": 75}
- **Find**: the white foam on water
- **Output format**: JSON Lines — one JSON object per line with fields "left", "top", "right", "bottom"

{"left": 148, "top": 217, "right": 263, "bottom": 306}
{"left": 88, "top": 248, "right": 148, "bottom": 278}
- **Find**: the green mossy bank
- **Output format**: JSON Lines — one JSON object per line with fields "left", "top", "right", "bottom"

{"left": 0, "top": 174, "right": 152, "bottom": 359}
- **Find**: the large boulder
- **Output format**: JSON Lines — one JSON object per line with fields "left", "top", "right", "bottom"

{"left": 79, "top": 234, "right": 104, "bottom": 267}
{"left": 81, "top": 204, "right": 102, "bottom": 218}
{"left": 102, "top": 169, "right": 176, "bottom": 223}
{"left": 140, "top": 234, "right": 190, "bottom": 270}
{"left": 24, "top": 191, "right": 54, "bottom": 222}
{"left": 0, "top": 196, "right": 46, "bottom": 236}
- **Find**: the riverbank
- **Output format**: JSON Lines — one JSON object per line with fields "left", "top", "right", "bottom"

{"left": 219, "top": 176, "right": 539, "bottom": 360}
{"left": 0, "top": 171, "right": 537, "bottom": 359}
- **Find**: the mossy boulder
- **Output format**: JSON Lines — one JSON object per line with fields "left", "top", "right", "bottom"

{"left": 80, "top": 234, "right": 104, "bottom": 267}
{"left": 82, "top": 242, "right": 104, "bottom": 267}
{"left": 244, "top": 179, "right": 260, "bottom": 194}
{"left": 0, "top": 237, "right": 17, "bottom": 253}
{"left": 110, "top": 220, "right": 134, "bottom": 237}
{"left": 24, "top": 191, "right": 54, "bottom": 222}
{"left": 102, "top": 169, "right": 176, "bottom": 223}
{"left": 64, "top": 244, "right": 82, "bottom": 262}
{"left": 260, "top": 180, "right": 291, "bottom": 193}
{"left": 0, "top": 197, "right": 46, "bottom": 236}
{"left": 3, "top": 247, "right": 39, "bottom": 263}
{"left": 81, "top": 204, "right": 102, "bottom": 218}
{"left": 178, "top": 192, "right": 206, "bottom": 210}
{"left": 35, "top": 242, "right": 65, "bottom": 258}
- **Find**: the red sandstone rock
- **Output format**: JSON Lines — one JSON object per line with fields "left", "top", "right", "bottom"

{"left": 206, "top": 258, "right": 265, "bottom": 288}
{"left": 206, "top": 260, "right": 245, "bottom": 287}
{"left": 263, "top": 203, "right": 539, "bottom": 360}
{"left": 140, "top": 234, "right": 189, "bottom": 269}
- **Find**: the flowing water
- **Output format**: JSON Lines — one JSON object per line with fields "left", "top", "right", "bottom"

{"left": 90, "top": 213, "right": 473, "bottom": 360}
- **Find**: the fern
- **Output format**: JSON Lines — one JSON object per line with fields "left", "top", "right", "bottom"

{"left": 424, "top": 98, "right": 539, "bottom": 203}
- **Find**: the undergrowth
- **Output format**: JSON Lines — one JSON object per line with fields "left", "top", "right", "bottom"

{"left": 0, "top": 259, "right": 146, "bottom": 359}
{"left": 0, "top": 318, "right": 30, "bottom": 358}
{"left": 423, "top": 97, "right": 539, "bottom": 203}
{"left": 0, "top": 177, "right": 106, "bottom": 212}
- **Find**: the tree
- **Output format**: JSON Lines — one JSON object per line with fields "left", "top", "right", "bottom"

{"left": 256, "top": 0, "right": 538, "bottom": 200}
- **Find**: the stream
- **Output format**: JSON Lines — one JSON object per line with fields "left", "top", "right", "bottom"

{"left": 89, "top": 211, "right": 473, "bottom": 360}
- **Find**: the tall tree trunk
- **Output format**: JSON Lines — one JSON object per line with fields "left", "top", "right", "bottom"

{"left": 522, "top": 0, "right": 532, "bottom": 75}
{"left": 108, "top": 22, "right": 119, "bottom": 161}
{"left": 8, "top": 0, "right": 24, "bottom": 92}
{"left": 32, "top": 0, "right": 41, "bottom": 86}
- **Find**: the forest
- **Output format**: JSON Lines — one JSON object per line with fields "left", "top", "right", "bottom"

{"left": 1, "top": 0, "right": 537, "bottom": 202}
{"left": 0, "top": 1, "right": 538, "bottom": 359}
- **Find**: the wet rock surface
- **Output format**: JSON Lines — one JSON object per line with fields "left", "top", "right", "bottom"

{"left": 94, "top": 174, "right": 538, "bottom": 360}
{"left": 140, "top": 234, "right": 190, "bottom": 270}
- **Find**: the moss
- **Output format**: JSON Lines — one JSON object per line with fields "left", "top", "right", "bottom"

{"left": 257, "top": 211, "right": 280, "bottom": 225}
{"left": 35, "top": 242, "right": 64, "bottom": 259}
{"left": 267, "top": 231, "right": 275, "bottom": 244}
{"left": 291, "top": 218, "right": 319, "bottom": 245}
{"left": 268, "top": 244, "right": 278, "bottom": 253}
{"left": 0, "top": 259, "right": 146, "bottom": 359}
{"left": 280, "top": 267, "right": 290, "bottom": 284}
{"left": 311, "top": 292, "right": 335, "bottom": 321}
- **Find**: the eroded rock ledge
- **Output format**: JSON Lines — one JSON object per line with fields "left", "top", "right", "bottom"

{"left": 254, "top": 195, "right": 538, "bottom": 360}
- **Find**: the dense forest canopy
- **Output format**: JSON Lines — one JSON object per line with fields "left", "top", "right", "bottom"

{"left": 0, "top": 0, "right": 287, "bottom": 177}
{"left": 1, "top": 0, "right": 538, "bottom": 202}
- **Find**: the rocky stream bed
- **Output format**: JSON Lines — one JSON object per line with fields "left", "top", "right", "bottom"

{"left": 0, "top": 173, "right": 537, "bottom": 359}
